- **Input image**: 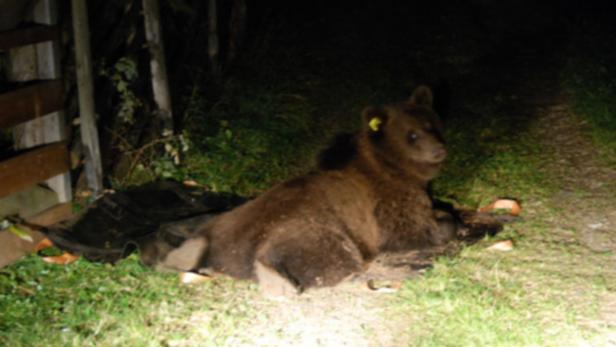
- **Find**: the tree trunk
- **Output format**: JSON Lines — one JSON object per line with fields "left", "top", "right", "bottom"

{"left": 227, "top": 0, "right": 247, "bottom": 65}
{"left": 208, "top": 0, "right": 220, "bottom": 76}
{"left": 142, "top": 0, "right": 173, "bottom": 136}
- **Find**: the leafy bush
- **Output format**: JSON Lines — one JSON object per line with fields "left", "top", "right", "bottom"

{"left": 99, "top": 57, "right": 142, "bottom": 125}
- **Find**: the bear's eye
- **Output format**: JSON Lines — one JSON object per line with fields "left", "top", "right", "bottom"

{"left": 407, "top": 132, "right": 419, "bottom": 144}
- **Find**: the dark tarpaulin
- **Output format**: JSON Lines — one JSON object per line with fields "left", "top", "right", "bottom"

{"left": 45, "top": 181, "right": 245, "bottom": 263}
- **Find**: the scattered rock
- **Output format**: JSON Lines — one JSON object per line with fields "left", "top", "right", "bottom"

{"left": 34, "top": 238, "right": 54, "bottom": 252}
{"left": 179, "top": 271, "right": 211, "bottom": 285}
{"left": 41, "top": 253, "right": 80, "bottom": 265}
{"left": 487, "top": 240, "right": 514, "bottom": 252}
{"left": 366, "top": 279, "right": 402, "bottom": 293}
{"left": 479, "top": 199, "right": 522, "bottom": 216}
{"left": 588, "top": 222, "right": 604, "bottom": 230}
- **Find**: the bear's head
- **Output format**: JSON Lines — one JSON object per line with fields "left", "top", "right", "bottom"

{"left": 362, "top": 85, "right": 446, "bottom": 181}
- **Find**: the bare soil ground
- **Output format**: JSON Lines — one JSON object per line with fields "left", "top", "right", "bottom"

{"left": 536, "top": 102, "right": 616, "bottom": 333}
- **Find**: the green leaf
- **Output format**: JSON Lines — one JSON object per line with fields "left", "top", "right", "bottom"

{"left": 8, "top": 225, "right": 33, "bottom": 243}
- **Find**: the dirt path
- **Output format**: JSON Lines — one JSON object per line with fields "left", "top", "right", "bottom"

{"left": 535, "top": 101, "right": 616, "bottom": 333}
{"left": 225, "top": 284, "right": 406, "bottom": 347}
{"left": 487, "top": 31, "right": 616, "bottom": 340}
{"left": 537, "top": 104, "right": 616, "bottom": 254}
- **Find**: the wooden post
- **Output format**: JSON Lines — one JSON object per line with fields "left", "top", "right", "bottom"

{"left": 208, "top": 0, "right": 220, "bottom": 76}
{"left": 71, "top": 0, "right": 104, "bottom": 197}
{"left": 10, "top": 0, "right": 72, "bottom": 203}
{"left": 142, "top": 0, "right": 173, "bottom": 135}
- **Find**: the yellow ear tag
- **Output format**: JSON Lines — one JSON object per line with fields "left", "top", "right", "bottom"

{"left": 368, "top": 117, "right": 382, "bottom": 132}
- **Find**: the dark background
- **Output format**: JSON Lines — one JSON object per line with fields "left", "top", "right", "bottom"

{"left": 2, "top": 0, "right": 615, "bottom": 193}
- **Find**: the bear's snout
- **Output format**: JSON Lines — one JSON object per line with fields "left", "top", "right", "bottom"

{"left": 432, "top": 146, "right": 447, "bottom": 162}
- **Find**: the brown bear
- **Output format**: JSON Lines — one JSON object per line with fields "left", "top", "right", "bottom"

{"left": 146, "top": 86, "right": 454, "bottom": 296}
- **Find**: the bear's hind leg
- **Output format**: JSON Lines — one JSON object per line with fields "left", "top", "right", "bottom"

{"left": 254, "top": 231, "right": 365, "bottom": 296}
{"left": 254, "top": 259, "right": 301, "bottom": 298}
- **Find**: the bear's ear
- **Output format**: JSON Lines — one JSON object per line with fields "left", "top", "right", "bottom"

{"left": 362, "top": 106, "right": 388, "bottom": 133}
{"left": 409, "top": 85, "right": 434, "bottom": 107}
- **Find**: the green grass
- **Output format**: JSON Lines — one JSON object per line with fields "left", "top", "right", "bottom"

{"left": 563, "top": 25, "right": 616, "bottom": 164}
{"left": 395, "top": 218, "right": 612, "bottom": 346}
{"left": 434, "top": 96, "right": 557, "bottom": 208}
{"left": 0, "top": 254, "right": 259, "bottom": 347}
{"left": 179, "top": 79, "right": 323, "bottom": 195}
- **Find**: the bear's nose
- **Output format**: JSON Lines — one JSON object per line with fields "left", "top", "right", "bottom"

{"left": 433, "top": 147, "right": 447, "bottom": 161}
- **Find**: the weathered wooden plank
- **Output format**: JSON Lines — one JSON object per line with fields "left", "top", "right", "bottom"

{"left": 12, "top": 0, "right": 72, "bottom": 203}
{"left": 0, "top": 24, "right": 59, "bottom": 50}
{"left": 0, "top": 142, "right": 69, "bottom": 199}
{"left": 33, "top": 0, "right": 62, "bottom": 80}
{"left": 26, "top": 202, "right": 72, "bottom": 226}
{"left": 71, "top": 0, "right": 103, "bottom": 197}
{"left": 0, "top": 80, "right": 64, "bottom": 130}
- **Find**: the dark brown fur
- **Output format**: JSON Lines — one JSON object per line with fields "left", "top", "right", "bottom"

{"left": 166, "top": 86, "right": 451, "bottom": 295}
